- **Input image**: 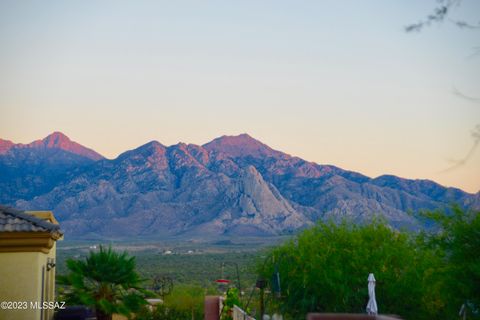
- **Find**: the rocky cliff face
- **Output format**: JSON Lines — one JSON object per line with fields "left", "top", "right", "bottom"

{"left": 1, "top": 132, "right": 478, "bottom": 238}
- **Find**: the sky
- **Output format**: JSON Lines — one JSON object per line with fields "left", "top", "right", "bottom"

{"left": 0, "top": 0, "right": 479, "bottom": 193}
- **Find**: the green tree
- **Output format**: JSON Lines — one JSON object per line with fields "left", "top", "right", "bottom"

{"left": 162, "top": 285, "right": 206, "bottom": 320}
{"left": 221, "top": 287, "right": 241, "bottom": 320}
{"left": 418, "top": 206, "right": 480, "bottom": 318}
{"left": 58, "top": 246, "right": 149, "bottom": 320}
{"left": 258, "top": 220, "right": 443, "bottom": 319}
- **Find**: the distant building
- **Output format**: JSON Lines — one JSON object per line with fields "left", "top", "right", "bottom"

{"left": 0, "top": 206, "right": 63, "bottom": 320}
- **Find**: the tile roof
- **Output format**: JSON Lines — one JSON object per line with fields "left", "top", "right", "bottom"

{"left": 0, "top": 205, "right": 63, "bottom": 234}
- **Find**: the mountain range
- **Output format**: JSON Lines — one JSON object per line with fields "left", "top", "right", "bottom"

{"left": 1, "top": 132, "right": 478, "bottom": 238}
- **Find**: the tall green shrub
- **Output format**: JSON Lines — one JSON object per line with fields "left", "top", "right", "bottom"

{"left": 258, "top": 220, "right": 442, "bottom": 319}
{"left": 418, "top": 207, "right": 480, "bottom": 318}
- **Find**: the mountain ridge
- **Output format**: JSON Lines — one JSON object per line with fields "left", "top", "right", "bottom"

{"left": 0, "top": 132, "right": 104, "bottom": 204}
{"left": 1, "top": 132, "right": 478, "bottom": 238}
{"left": 0, "top": 132, "right": 104, "bottom": 160}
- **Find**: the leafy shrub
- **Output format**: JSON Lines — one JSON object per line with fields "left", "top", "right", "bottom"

{"left": 136, "top": 284, "right": 213, "bottom": 320}
{"left": 258, "top": 220, "right": 443, "bottom": 319}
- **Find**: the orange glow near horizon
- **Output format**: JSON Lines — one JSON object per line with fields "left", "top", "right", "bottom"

{"left": 0, "top": 1, "right": 479, "bottom": 193}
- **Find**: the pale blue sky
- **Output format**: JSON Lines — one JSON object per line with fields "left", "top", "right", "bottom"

{"left": 1, "top": 0, "right": 479, "bottom": 192}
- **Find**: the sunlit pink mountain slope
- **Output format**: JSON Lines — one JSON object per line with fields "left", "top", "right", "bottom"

{"left": 1, "top": 132, "right": 478, "bottom": 238}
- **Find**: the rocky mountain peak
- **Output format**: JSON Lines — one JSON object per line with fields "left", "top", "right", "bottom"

{"left": 167, "top": 143, "right": 209, "bottom": 171}
{"left": 42, "top": 131, "right": 71, "bottom": 147}
{"left": 136, "top": 140, "right": 166, "bottom": 154}
{"left": 27, "top": 132, "right": 104, "bottom": 160}
{"left": 115, "top": 141, "right": 168, "bottom": 168}
{"left": 0, "top": 132, "right": 104, "bottom": 161}
{"left": 0, "top": 139, "right": 14, "bottom": 154}
{"left": 203, "top": 133, "right": 282, "bottom": 158}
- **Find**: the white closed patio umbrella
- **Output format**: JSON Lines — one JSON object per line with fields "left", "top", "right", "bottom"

{"left": 366, "top": 273, "right": 378, "bottom": 315}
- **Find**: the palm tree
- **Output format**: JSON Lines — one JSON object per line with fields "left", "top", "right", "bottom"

{"left": 58, "top": 246, "right": 148, "bottom": 320}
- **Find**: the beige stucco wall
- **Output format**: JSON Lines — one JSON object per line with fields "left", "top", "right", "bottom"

{"left": 0, "top": 242, "right": 57, "bottom": 320}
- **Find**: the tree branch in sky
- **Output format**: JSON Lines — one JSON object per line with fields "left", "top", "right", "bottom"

{"left": 403, "top": 0, "right": 480, "bottom": 32}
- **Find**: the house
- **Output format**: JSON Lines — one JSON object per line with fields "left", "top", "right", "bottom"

{"left": 0, "top": 206, "right": 63, "bottom": 320}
